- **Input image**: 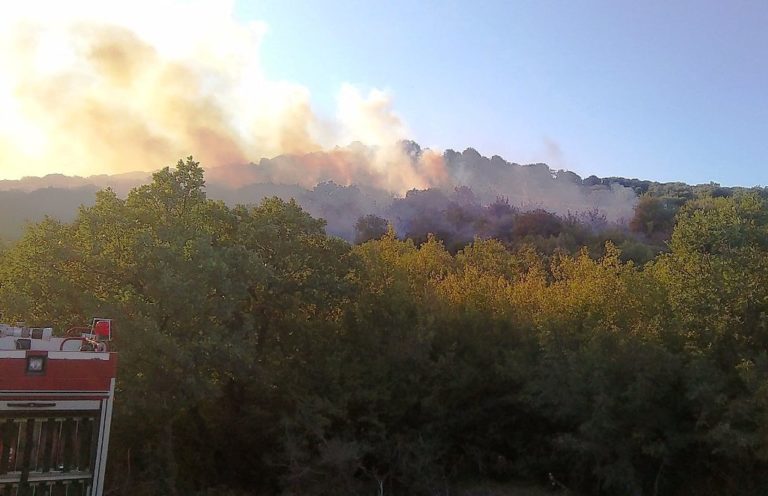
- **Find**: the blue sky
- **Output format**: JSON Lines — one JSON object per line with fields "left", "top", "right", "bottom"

{"left": 238, "top": 0, "right": 767, "bottom": 186}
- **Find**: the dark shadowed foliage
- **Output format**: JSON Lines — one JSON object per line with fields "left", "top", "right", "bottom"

{"left": 3, "top": 160, "right": 768, "bottom": 495}
{"left": 354, "top": 214, "right": 388, "bottom": 244}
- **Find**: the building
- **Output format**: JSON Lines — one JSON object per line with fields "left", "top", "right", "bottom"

{"left": 0, "top": 320, "right": 116, "bottom": 496}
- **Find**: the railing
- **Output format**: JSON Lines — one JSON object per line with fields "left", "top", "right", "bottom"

{"left": 0, "top": 480, "right": 90, "bottom": 496}
{"left": 0, "top": 415, "right": 98, "bottom": 496}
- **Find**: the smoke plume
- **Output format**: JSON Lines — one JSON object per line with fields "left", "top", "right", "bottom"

{"left": 0, "top": 0, "right": 638, "bottom": 227}
{"left": 0, "top": 0, "right": 435, "bottom": 189}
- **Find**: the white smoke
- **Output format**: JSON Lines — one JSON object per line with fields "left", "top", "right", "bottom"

{"left": 0, "top": 0, "right": 638, "bottom": 221}
{"left": 0, "top": 0, "right": 433, "bottom": 190}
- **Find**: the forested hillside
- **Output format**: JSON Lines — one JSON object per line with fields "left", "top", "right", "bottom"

{"left": 2, "top": 158, "right": 768, "bottom": 495}
{"left": 2, "top": 145, "right": 765, "bottom": 265}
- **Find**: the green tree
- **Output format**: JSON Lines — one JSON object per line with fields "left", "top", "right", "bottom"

{"left": 353, "top": 214, "right": 388, "bottom": 244}
{"left": 629, "top": 195, "right": 677, "bottom": 240}
{"left": 651, "top": 194, "right": 768, "bottom": 492}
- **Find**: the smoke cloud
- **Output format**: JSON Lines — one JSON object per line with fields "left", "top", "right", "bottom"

{"left": 0, "top": 0, "right": 432, "bottom": 187}
{"left": 0, "top": 0, "right": 638, "bottom": 225}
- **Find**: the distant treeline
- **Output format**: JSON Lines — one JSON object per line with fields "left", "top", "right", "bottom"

{"left": 2, "top": 159, "right": 768, "bottom": 495}
{"left": 2, "top": 152, "right": 766, "bottom": 261}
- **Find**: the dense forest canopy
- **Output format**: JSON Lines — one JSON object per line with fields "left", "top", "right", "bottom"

{"left": 2, "top": 158, "right": 768, "bottom": 495}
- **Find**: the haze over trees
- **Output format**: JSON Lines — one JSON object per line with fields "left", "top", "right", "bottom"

{"left": 2, "top": 143, "right": 764, "bottom": 259}
{"left": 2, "top": 158, "right": 768, "bottom": 495}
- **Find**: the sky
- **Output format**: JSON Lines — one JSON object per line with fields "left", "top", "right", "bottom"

{"left": 240, "top": 0, "right": 768, "bottom": 186}
{"left": 0, "top": 0, "right": 765, "bottom": 186}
